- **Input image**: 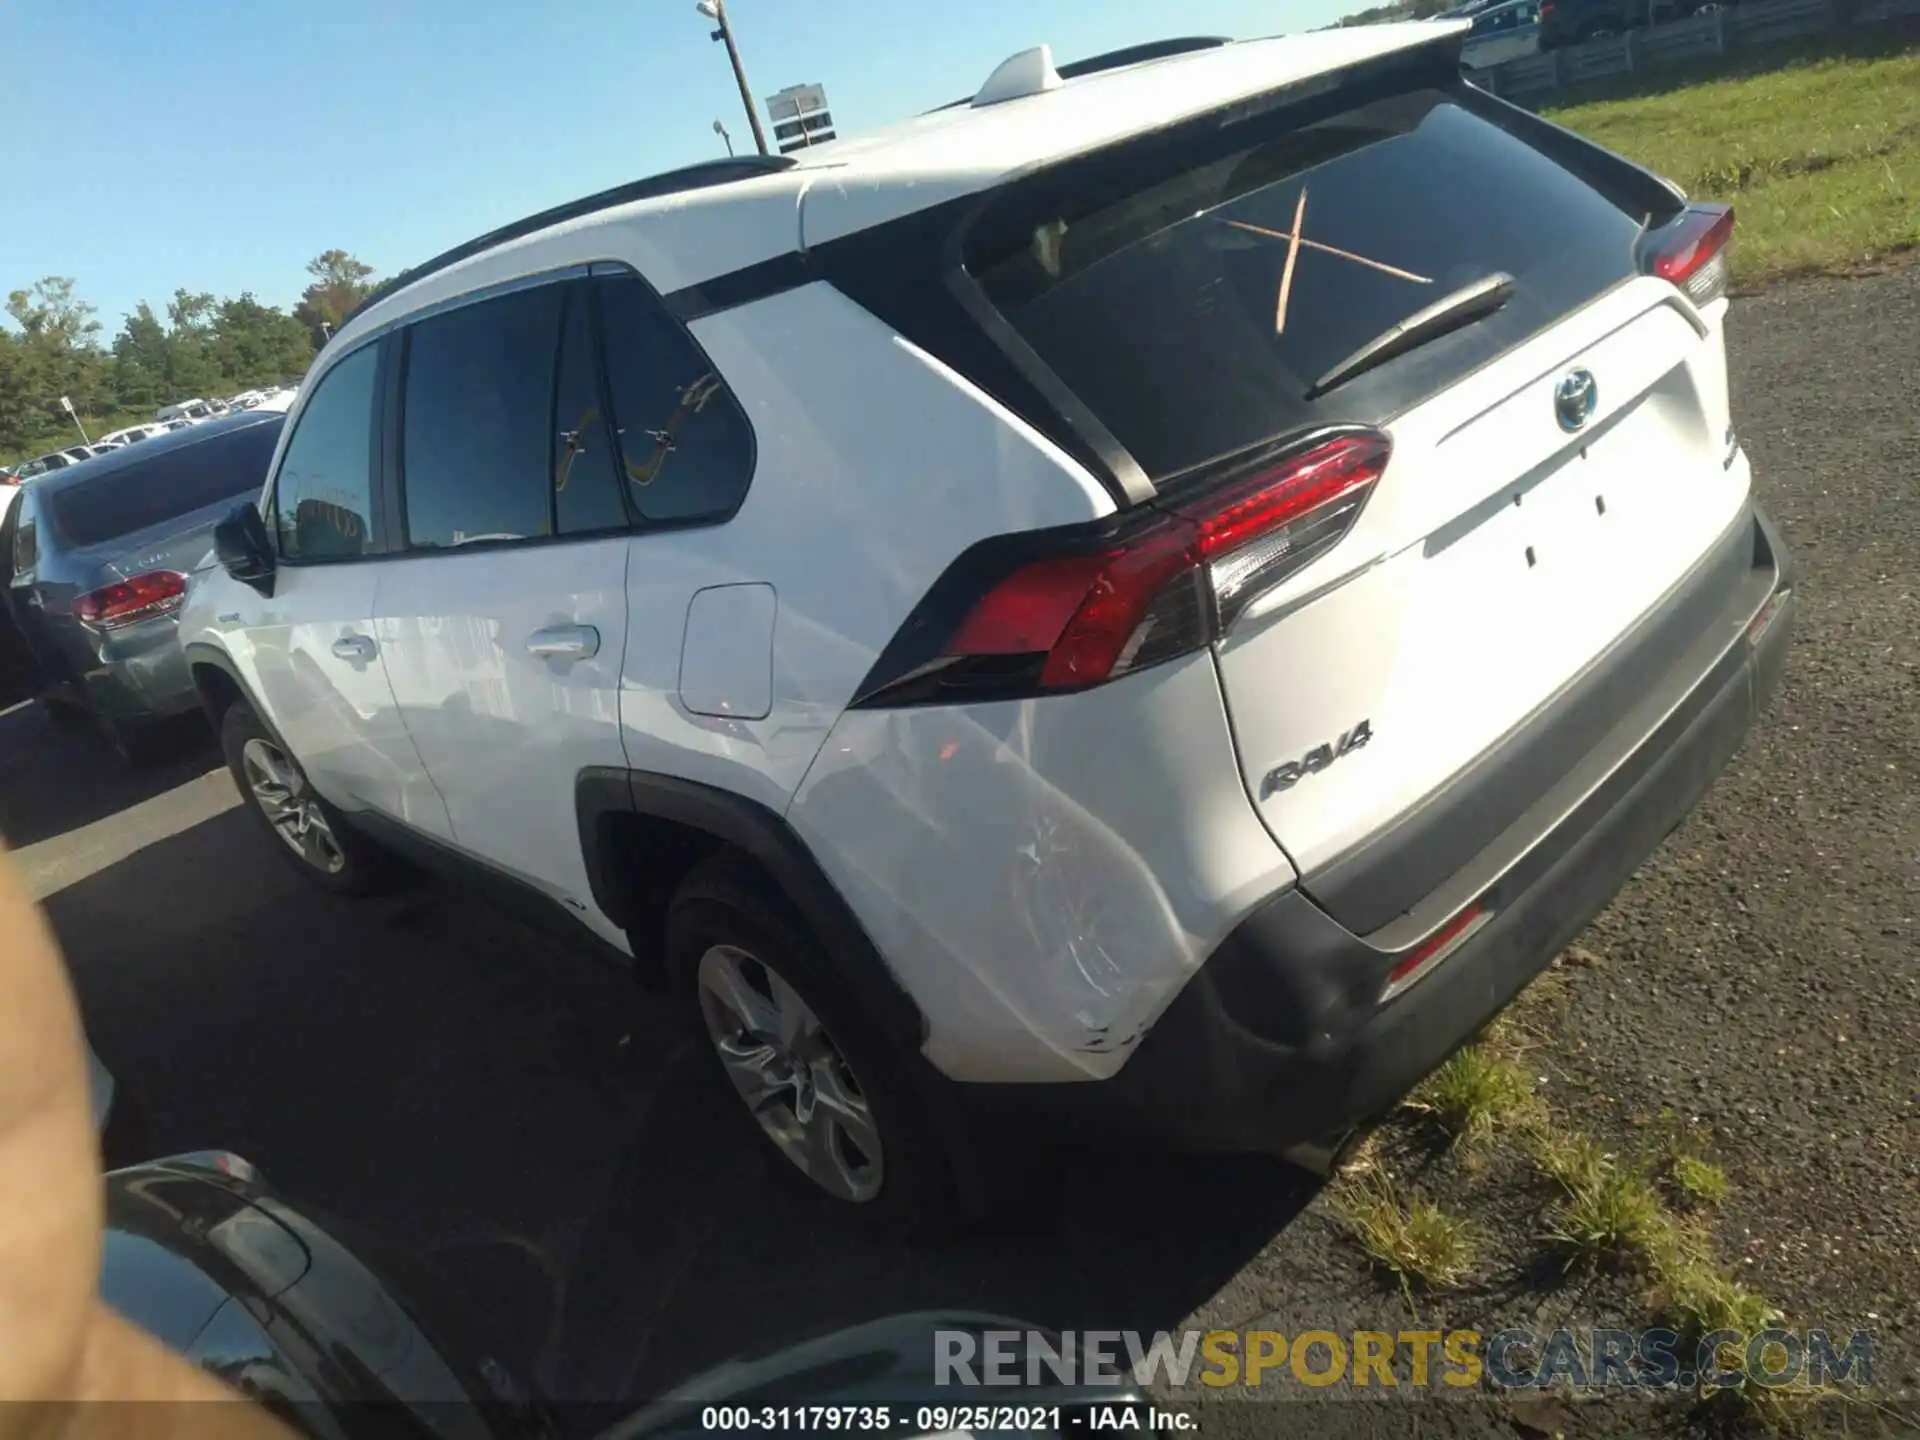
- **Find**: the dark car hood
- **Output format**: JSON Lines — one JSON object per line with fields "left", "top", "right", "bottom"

{"left": 101, "top": 1156, "right": 554, "bottom": 1436}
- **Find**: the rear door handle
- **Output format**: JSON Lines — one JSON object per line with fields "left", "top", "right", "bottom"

{"left": 331, "top": 634, "right": 377, "bottom": 662}
{"left": 526, "top": 624, "right": 600, "bottom": 662}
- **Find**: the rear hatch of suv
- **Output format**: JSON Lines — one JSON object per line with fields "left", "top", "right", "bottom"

{"left": 833, "top": 37, "right": 1754, "bottom": 938}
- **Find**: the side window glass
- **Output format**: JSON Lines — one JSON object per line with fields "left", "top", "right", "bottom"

{"left": 400, "top": 284, "right": 563, "bottom": 549}
{"left": 271, "top": 344, "right": 380, "bottom": 562}
{"left": 12, "top": 518, "right": 35, "bottom": 576}
{"left": 596, "top": 274, "right": 755, "bottom": 524}
{"left": 553, "top": 284, "right": 630, "bottom": 536}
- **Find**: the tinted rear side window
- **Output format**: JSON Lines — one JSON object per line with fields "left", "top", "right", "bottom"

{"left": 597, "top": 274, "right": 755, "bottom": 524}
{"left": 968, "top": 89, "right": 1643, "bottom": 482}
{"left": 47, "top": 422, "right": 284, "bottom": 548}
{"left": 400, "top": 283, "right": 563, "bottom": 549}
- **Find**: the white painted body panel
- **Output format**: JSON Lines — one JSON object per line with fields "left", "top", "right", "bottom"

{"left": 182, "top": 563, "right": 453, "bottom": 838}
{"left": 680, "top": 583, "right": 777, "bottom": 720}
{"left": 793, "top": 27, "right": 1467, "bottom": 246}
{"left": 333, "top": 178, "right": 813, "bottom": 354}
{"left": 788, "top": 653, "right": 1296, "bottom": 1083}
{"left": 370, "top": 543, "right": 633, "bottom": 950}
{"left": 179, "top": 27, "right": 1763, "bottom": 1105}
{"left": 1214, "top": 284, "right": 1747, "bottom": 885}
{"left": 614, "top": 284, "right": 1114, "bottom": 816}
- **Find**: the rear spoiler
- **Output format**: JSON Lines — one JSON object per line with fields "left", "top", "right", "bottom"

{"left": 1454, "top": 83, "right": 1688, "bottom": 222}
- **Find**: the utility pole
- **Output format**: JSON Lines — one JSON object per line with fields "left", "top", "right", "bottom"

{"left": 695, "top": 0, "right": 768, "bottom": 156}
{"left": 58, "top": 396, "right": 89, "bottom": 445}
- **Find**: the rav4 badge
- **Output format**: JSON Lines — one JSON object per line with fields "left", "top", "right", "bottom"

{"left": 1260, "top": 721, "right": 1373, "bottom": 800}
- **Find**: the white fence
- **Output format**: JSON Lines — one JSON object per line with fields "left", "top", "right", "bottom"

{"left": 1477, "top": 0, "right": 1920, "bottom": 97}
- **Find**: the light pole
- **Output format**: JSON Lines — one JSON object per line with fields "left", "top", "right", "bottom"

{"left": 694, "top": 0, "right": 768, "bottom": 157}
{"left": 712, "top": 118, "right": 734, "bottom": 156}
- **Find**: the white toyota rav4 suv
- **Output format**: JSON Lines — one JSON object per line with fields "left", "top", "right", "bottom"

{"left": 180, "top": 27, "right": 1792, "bottom": 1222}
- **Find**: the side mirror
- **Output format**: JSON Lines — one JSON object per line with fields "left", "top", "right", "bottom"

{"left": 213, "top": 503, "right": 275, "bottom": 596}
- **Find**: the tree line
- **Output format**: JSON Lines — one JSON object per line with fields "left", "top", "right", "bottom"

{"left": 0, "top": 250, "right": 377, "bottom": 460}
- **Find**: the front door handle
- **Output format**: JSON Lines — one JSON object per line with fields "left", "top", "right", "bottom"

{"left": 331, "top": 634, "right": 377, "bottom": 662}
{"left": 526, "top": 623, "right": 600, "bottom": 662}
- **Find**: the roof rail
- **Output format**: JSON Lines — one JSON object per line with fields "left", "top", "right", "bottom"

{"left": 338, "top": 154, "right": 798, "bottom": 330}
{"left": 926, "top": 35, "right": 1233, "bottom": 113}
{"left": 1056, "top": 35, "right": 1232, "bottom": 79}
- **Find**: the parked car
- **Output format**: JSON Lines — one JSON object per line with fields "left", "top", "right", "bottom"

{"left": 248, "top": 386, "right": 299, "bottom": 413}
{"left": 1461, "top": 0, "right": 1542, "bottom": 66}
{"left": 99, "top": 423, "right": 171, "bottom": 447}
{"left": 611, "top": 1314, "right": 1146, "bottom": 1438}
{"left": 180, "top": 24, "right": 1790, "bottom": 1223}
{"left": 1, "top": 412, "right": 285, "bottom": 764}
{"left": 154, "top": 398, "right": 213, "bottom": 424}
{"left": 13, "top": 450, "right": 81, "bottom": 480}
{"left": 1536, "top": 0, "right": 1701, "bottom": 47}
{"left": 100, "top": 1153, "right": 557, "bottom": 1436}
{"left": 98, "top": 1153, "right": 1126, "bottom": 1440}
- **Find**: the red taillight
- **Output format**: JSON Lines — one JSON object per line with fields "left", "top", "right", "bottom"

{"left": 947, "top": 555, "right": 1108, "bottom": 656}
{"left": 1383, "top": 903, "right": 1491, "bottom": 1000}
{"left": 72, "top": 570, "right": 187, "bottom": 628}
{"left": 924, "top": 431, "right": 1389, "bottom": 697}
{"left": 1643, "top": 203, "right": 1733, "bottom": 307}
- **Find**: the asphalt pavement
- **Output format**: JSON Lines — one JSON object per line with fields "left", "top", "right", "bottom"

{"left": 4, "top": 268, "right": 1915, "bottom": 1427}
{"left": 0, "top": 702, "right": 1319, "bottom": 1411}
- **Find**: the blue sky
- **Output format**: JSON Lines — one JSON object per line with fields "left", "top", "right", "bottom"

{"left": 0, "top": 0, "right": 1350, "bottom": 338}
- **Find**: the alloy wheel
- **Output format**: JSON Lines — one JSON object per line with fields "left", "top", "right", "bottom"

{"left": 241, "top": 737, "right": 346, "bottom": 876}
{"left": 695, "top": 944, "right": 884, "bottom": 1203}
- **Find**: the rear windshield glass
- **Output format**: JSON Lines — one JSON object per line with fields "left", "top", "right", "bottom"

{"left": 968, "top": 89, "right": 1644, "bottom": 482}
{"left": 48, "top": 421, "right": 283, "bottom": 548}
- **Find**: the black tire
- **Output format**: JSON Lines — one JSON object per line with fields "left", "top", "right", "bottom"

{"left": 666, "top": 854, "right": 955, "bottom": 1231}
{"left": 220, "top": 699, "right": 386, "bottom": 895}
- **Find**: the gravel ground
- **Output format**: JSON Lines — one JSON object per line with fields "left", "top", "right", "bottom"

{"left": 1549, "top": 276, "right": 1920, "bottom": 1369}
{"left": 1172, "top": 270, "right": 1920, "bottom": 1434}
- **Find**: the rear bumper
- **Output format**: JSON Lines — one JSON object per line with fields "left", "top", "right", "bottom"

{"left": 960, "top": 500, "right": 1793, "bottom": 1153}
{"left": 79, "top": 615, "right": 200, "bottom": 728}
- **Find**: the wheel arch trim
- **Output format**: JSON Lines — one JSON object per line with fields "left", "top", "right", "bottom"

{"left": 575, "top": 767, "right": 928, "bottom": 1048}
{"left": 182, "top": 642, "right": 276, "bottom": 741}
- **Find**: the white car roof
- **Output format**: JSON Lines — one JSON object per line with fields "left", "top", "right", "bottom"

{"left": 789, "top": 26, "right": 1461, "bottom": 244}
{"left": 330, "top": 26, "right": 1461, "bottom": 357}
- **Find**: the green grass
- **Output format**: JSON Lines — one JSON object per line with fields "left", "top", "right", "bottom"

{"left": 1522, "top": 1125, "right": 1613, "bottom": 1193}
{"left": 1332, "top": 1175, "right": 1480, "bottom": 1289}
{"left": 1546, "top": 40, "right": 1920, "bottom": 285}
{"left": 1406, "top": 1045, "right": 1537, "bottom": 1145}
{"left": 1670, "top": 1153, "right": 1730, "bottom": 1207}
{"left": 1545, "top": 1162, "right": 1671, "bottom": 1265}
{"left": 1645, "top": 1220, "right": 1782, "bottom": 1334}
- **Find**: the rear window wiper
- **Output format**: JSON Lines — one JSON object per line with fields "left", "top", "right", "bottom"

{"left": 1305, "top": 271, "right": 1517, "bottom": 399}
